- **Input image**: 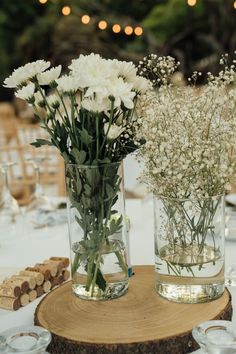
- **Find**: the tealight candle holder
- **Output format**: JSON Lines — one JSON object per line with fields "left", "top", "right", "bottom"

{"left": 0, "top": 325, "right": 51, "bottom": 353}
{"left": 192, "top": 320, "right": 236, "bottom": 354}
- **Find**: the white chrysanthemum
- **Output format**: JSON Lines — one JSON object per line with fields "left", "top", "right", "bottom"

{"left": 81, "top": 97, "right": 110, "bottom": 113}
{"left": 37, "top": 65, "right": 62, "bottom": 85}
{"left": 107, "top": 78, "right": 136, "bottom": 109}
{"left": 130, "top": 75, "right": 151, "bottom": 93}
{"left": 69, "top": 53, "right": 113, "bottom": 89}
{"left": 56, "top": 75, "right": 81, "bottom": 93}
{"left": 4, "top": 60, "right": 50, "bottom": 88}
{"left": 33, "top": 90, "right": 45, "bottom": 105}
{"left": 15, "top": 83, "right": 35, "bottom": 100}
{"left": 104, "top": 123, "right": 124, "bottom": 140}
{"left": 47, "top": 94, "right": 60, "bottom": 108}
{"left": 111, "top": 59, "right": 137, "bottom": 80}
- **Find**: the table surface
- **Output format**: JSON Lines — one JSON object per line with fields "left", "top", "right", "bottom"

{"left": 0, "top": 198, "right": 235, "bottom": 354}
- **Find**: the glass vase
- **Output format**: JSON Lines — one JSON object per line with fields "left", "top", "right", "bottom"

{"left": 154, "top": 194, "right": 225, "bottom": 303}
{"left": 66, "top": 162, "right": 129, "bottom": 301}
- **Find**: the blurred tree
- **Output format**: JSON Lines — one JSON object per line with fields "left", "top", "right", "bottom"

{"left": 142, "top": 0, "right": 236, "bottom": 77}
{"left": 1, "top": 0, "right": 236, "bottom": 101}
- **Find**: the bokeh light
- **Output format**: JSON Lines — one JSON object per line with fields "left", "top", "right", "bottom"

{"left": 134, "top": 26, "right": 143, "bottom": 36}
{"left": 234, "top": 1, "right": 236, "bottom": 9}
{"left": 124, "top": 26, "right": 133, "bottom": 36}
{"left": 187, "top": 0, "right": 197, "bottom": 6}
{"left": 98, "top": 20, "right": 107, "bottom": 30}
{"left": 112, "top": 24, "right": 121, "bottom": 33}
{"left": 39, "top": 0, "right": 48, "bottom": 4}
{"left": 62, "top": 6, "right": 71, "bottom": 16}
{"left": 81, "top": 15, "right": 91, "bottom": 24}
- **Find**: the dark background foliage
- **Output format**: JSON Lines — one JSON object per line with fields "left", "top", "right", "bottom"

{"left": 1, "top": 0, "right": 236, "bottom": 100}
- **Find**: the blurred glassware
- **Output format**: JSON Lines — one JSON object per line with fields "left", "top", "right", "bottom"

{"left": 26, "top": 157, "right": 53, "bottom": 212}
{"left": 192, "top": 320, "right": 236, "bottom": 354}
{"left": 0, "top": 325, "right": 51, "bottom": 353}
{"left": 0, "top": 162, "right": 21, "bottom": 242}
{"left": 24, "top": 157, "right": 66, "bottom": 231}
{"left": 225, "top": 206, "right": 236, "bottom": 241}
{"left": 225, "top": 265, "right": 236, "bottom": 286}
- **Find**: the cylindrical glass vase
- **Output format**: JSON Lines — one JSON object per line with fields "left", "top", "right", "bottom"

{"left": 154, "top": 194, "right": 225, "bottom": 303}
{"left": 66, "top": 162, "right": 129, "bottom": 301}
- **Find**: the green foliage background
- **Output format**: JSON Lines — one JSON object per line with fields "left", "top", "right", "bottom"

{"left": 1, "top": 0, "right": 236, "bottom": 100}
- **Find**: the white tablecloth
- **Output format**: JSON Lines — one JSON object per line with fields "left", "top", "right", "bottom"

{"left": 0, "top": 198, "right": 235, "bottom": 353}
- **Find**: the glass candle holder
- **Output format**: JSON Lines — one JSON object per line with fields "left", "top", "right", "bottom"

{"left": 192, "top": 320, "right": 236, "bottom": 354}
{"left": 0, "top": 325, "right": 51, "bottom": 353}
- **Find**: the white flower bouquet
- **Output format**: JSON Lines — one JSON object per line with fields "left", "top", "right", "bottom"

{"left": 4, "top": 53, "right": 150, "bottom": 299}
{"left": 136, "top": 54, "right": 236, "bottom": 294}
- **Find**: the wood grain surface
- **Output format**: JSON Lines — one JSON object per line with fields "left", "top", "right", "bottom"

{"left": 35, "top": 266, "right": 232, "bottom": 354}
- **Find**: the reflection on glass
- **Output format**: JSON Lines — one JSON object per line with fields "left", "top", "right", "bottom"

{"left": 25, "top": 157, "right": 55, "bottom": 231}
{"left": 192, "top": 320, "right": 236, "bottom": 354}
{"left": 0, "top": 162, "right": 21, "bottom": 242}
{"left": 0, "top": 325, "right": 51, "bottom": 353}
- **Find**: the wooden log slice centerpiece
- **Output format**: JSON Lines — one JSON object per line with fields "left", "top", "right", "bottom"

{"left": 35, "top": 266, "right": 232, "bottom": 354}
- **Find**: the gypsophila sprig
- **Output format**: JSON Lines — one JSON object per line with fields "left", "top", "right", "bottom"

{"left": 138, "top": 54, "right": 179, "bottom": 88}
{"left": 136, "top": 55, "right": 236, "bottom": 199}
{"left": 136, "top": 54, "right": 236, "bottom": 278}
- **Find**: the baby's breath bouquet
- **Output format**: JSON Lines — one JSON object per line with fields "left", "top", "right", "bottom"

{"left": 4, "top": 53, "right": 150, "bottom": 300}
{"left": 136, "top": 54, "right": 236, "bottom": 302}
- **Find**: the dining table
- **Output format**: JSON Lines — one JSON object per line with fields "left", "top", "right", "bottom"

{"left": 0, "top": 197, "right": 236, "bottom": 354}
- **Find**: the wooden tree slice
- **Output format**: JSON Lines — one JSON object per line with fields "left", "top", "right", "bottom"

{"left": 35, "top": 266, "right": 232, "bottom": 354}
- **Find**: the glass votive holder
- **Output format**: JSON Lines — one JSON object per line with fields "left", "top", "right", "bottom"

{"left": 0, "top": 325, "right": 51, "bottom": 353}
{"left": 192, "top": 320, "right": 236, "bottom": 354}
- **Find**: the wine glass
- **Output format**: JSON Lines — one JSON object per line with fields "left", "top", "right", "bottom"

{"left": 24, "top": 157, "right": 56, "bottom": 231}
{"left": 0, "top": 162, "right": 21, "bottom": 242}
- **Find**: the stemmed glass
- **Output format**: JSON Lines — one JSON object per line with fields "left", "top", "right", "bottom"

{"left": 24, "top": 157, "right": 55, "bottom": 231}
{"left": 0, "top": 162, "right": 21, "bottom": 242}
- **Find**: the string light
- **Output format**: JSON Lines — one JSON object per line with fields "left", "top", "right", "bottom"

{"left": 187, "top": 0, "right": 197, "bottom": 6}
{"left": 81, "top": 14, "right": 90, "bottom": 24}
{"left": 124, "top": 26, "right": 133, "bottom": 35}
{"left": 98, "top": 20, "right": 107, "bottom": 30}
{"left": 62, "top": 6, "right": 71, "bottom": 16}
{"left": 234, "top": 0, "right": 236, "bottom": 9}
{"left": 36, "top": 1, "right": 144, "bottom": 36}
{"left": 112, "top": 24, "right": 121, "bottom": 34}
{"left": 134, "top": 26, "right": 143, "bottom": 36}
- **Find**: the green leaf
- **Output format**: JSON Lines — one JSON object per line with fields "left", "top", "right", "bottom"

{"left": 105, "top": 183, "right": 114, "bottom": 198}
{"left": 30, "top": 139, "right": 52, "bottom": 148}
{"left": 80, "top": 128, "right": 93, "bottom": 145}
{"left": 71, "top": 148, "right": 87, "bottom": 164}
{"left": 61, "top": 151, "right": 70, "bottom": 164}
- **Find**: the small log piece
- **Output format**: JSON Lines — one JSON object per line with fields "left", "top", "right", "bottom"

{"left": 50, "top": 257, "right": 69, "bottom": 268}
{"left": 36, "top": 263, "right": 57, "bottom": 278}
{"left": 26, "top": 266, "right": 50, "bottom": 281}
{"left": 51, "top": 277, "right": 60, "bottom": 288}
{"left": 36, "top": 286, "right": 44, "bottom": 298}
{"left": 43, "top": 280, "right": 52, "bottom": 293}
{"left": 11, "top": 275, "right": 36, "bottom": 290}
{"left": 62, "top": 270, "right": 70, "bottom": 282}
{"left": 20, "top": 270, "right": 44, "bottom": 286}
{"left": 28, "top": 290, "right": 37, "bottom": 302}
{"left": 44, "top": 260, "right": 64, "bottom": 274}
{"left": 0, "top": 284, "right": 21, "bottom": 298}
{"left": 0, "top": 297, "right": 21, "bottom": 311}
{"left": 3, "top": 278, "right": 29, "bottom": 293}
{"left": 20, "top": 293, "right": 30, "bottom": 306}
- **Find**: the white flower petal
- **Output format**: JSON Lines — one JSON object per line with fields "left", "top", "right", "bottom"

{"left": 38, "top": 65, "right": 62, "bottom": 85}
{"left": 15, "top": 83, "right": 35, "bottom": 100}
{"left": 4, "top": 60, "right": 50, "bottom": 88}
{"left": 56, "top": 75, "right": 81, "bottom": 93}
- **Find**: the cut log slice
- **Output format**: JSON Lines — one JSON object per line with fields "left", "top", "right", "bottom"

{"left": 35, "top": 266, "right": 232, "bottom": 354}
